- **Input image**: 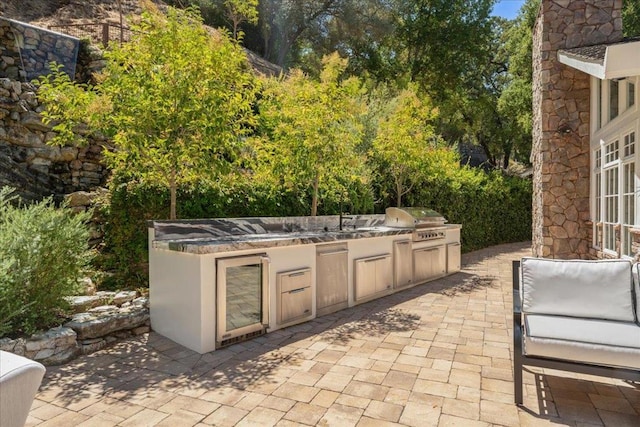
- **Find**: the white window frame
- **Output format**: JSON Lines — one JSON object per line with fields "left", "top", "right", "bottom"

{"left": 621, "top": 131, "right": 636, "bottom": 257}
{"left": 592, "top": 76, "right": 640, "bottom": 259}
{"left": 593, "top": 77, "right": 639, "bottom": 132}
{"left": 602, "top": 139, "right": 619, "bottom": 254}
{"left": 593, "top": 148, "right": 602, "bottom": 249}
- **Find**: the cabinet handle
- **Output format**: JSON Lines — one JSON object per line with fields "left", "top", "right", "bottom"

{"left": 365, "top": 256, "right": 389, "bottom": 263}
{"left": 319, "top": 250, "right": 348, "bottom": 256}
{"left": 288, "top": 287, "right": 307, "bottom": 294}
{"left": 288, "top": 271, "right": 307, "bottom": 277}
{"left": 397, "top": 241, "right": 410, "bottom": 245}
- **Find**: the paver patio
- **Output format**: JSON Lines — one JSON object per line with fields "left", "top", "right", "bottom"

{"left": 27, "top": 242, "right": 640, "bottom": 426}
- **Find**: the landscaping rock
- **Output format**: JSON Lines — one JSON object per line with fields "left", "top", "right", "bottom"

{"left": 79, "top": 338, "right": 107, "bottom": 355}
{"left": 65, "top": 306, "right": 149, "bottom": 340}
{"left": 132, "top": 297, "right": 149, "bottom": 307}
{"left": 113, "top": 290, "right": 137, "bottom": 306}
{"left": 88, "top": 305, "right": 118, "bottom": 314}
{"left": 132, "top": 325, "right": 150, "bottom": 335}
{"left": 65, "top": 191, "right": 93, "bottom": 207}
{"left": 66, "top": 295, "right": 104, "bottom": 313}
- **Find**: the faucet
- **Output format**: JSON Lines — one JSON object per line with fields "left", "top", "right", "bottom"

{"left": 338, "top": 194, "right": 355, "bottom": 231}
{"left": 339, "top": 211, "right": 354, "bottom": 231}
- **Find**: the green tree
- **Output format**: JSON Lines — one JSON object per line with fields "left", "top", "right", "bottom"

{"left": 396, "top": 0, "right": 497, "bottom": 100}
{"left": 256, "top": 53, "right": 367, "bottom": 216}
{"left": 497, "top": 0, "right": 540, "bottom": 165}
{"left": 225, "top": 0, "right": 259, "bottom": 40}
{"left": 371, "top": 86, "right": 440, "bottom": 207}
{"left": 37, "top": 5, "right": 257, "bottom": 219}
{"left": 624, "top": 0, "right": 640, "bottom": 36}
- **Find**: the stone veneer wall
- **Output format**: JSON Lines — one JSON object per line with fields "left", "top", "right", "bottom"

{"left": 532, "top": 0, "right": 623, "bottom": 259}
{"left": 0, "top": 17, "right": 79, "bottom": 81}
{"left": 0, "top": 78, "right": 108, "bottom": 201}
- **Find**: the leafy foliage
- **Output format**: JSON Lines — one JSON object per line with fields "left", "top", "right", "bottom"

{"left": 371, "top": 86, "right": 441, "bottom": 207}
{"left": 0, "top": 188, "right": 93, "bottom": 337}
{"left": 37, "top": 4, "right": 258, "bottom": 219}
{"left": 397, "top": 0, "right": 496, "bottom": 99}
{"left": 403, "top": 152, "right": 532, "bottom": 252}
{"left": 100, "top": 174, "right": 374, "bottom": 288}
{"left": 624, "top": 0, "right": 640, "bottom": 37}
{"left": 255, "top": 53, "right": 369, "bottom": 216}
{"left": 225, "top": 0, "right": 259, "bottom": 39}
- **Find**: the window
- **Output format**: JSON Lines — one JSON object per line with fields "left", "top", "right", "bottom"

{"left": 594, "top": 148, "right": 602, "bottom": 247}
{"left": 595, "top": 132, "right": 636, "bottom": 256}
{"left": 597, "top": 79, "right": 602, "bottom": 129}
{"left": 622, "top": 162, "right": 635, "bottom": 256}
{"left": 603, "top": 167, "right": 618, "bottom": 252}
{"left": 624, "top": 132, "right": 636, "bottom": 158}
{"left": 610, "top": 80, "right": 619, "bottom": 121}
{"left": 605, "top": 139, "right": 619, "bottom": 163}
{"left": 629, "top": 81, "right": 636, "bottom": 109}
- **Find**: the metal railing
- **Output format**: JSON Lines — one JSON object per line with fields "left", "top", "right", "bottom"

{"left": 48, "top": 23, "right": 132, "bottom": 48}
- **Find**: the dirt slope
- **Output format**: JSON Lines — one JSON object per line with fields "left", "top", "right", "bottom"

{"left": 0, "top": 0, "right": 148, "bottom": 27}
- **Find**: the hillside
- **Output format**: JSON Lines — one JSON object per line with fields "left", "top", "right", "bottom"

{"left": 0, "top": 0, "right": 146, "bottom": 27}
{"left": 0, "top": 0, "right": 281, "bottom": 76}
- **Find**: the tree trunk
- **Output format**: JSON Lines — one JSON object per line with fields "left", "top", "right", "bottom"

{"left": 503, "top": 143, "right": 512, "bottom": 169}
{"left": 311, "top": 175, "right": 319, "bottom": 216}
{"left": 169, "top": 170, "right": 177, "bottom": 220}
{"left": 396, "top": 179, "right": 403, "bottom": 208}
{"left": 232, "top": 18, "right": 239, "bottom": 40}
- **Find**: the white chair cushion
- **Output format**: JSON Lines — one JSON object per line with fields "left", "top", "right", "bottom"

{"left": 521, "top": 257, "right": 634, "bottom": 322}
{"left": 0, "top": 351, "right": 46, "bottom": 427}
{"left": 524, "top": 314, "right": 640, "bottom": 369}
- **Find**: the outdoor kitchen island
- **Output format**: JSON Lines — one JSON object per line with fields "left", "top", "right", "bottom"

{"left": 149, "top": 208, "right": 461, "bottom": 353}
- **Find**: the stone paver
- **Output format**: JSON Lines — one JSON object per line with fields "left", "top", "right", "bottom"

{"left": 28, "top": 242, "right": 640, "bottom": 426}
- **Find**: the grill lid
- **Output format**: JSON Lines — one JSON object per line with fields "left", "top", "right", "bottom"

{"left": 384, "top": 207, "right": 447, "bottom": 228}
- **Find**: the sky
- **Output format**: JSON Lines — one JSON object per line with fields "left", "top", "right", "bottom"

{"left": 492, "top": 0, "right": 527, "bottom": 20}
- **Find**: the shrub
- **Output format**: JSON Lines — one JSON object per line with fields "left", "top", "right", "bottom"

{"left": 405, "top": 160, "right": 532, "bottom": 252}
{"left": 0, "top": 188, "right": 94, "bottom": 337}
{"left": 102, "top": 153, "right": 531, "bottom": 289}
{"left": 99, "top": 175, "right": 375, "bottom": 289}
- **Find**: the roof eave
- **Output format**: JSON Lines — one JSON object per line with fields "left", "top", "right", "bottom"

{"left": 559, "top": 41, "right": 640, "bottom": 80}
{"left": 557, "top": 52, "right": 605, "bottom": 79}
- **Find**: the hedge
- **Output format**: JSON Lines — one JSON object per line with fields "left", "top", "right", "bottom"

{"left": 100, "top": 167, "right": 531, "bottom": 289}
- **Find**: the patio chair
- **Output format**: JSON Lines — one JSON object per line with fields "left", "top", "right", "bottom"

{"left": 0, "top": 350, "right": 46, "bottom": 427}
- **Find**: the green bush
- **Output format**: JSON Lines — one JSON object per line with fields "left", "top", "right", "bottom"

{"left": 0, "top": 188, "right": 94, "bottom": 337}
{"left": 99, "top": 176, "right": 374, "bottom": 289}
{"left": 405, "top": 164, "right": 532, "bottom": 252}
{"left": 101, "top": 157, "right": 530, "bottom": 289}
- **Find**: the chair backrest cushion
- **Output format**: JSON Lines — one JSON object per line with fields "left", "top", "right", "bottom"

{"left": 521, "top": 257, "right": 634, "bottom": 322}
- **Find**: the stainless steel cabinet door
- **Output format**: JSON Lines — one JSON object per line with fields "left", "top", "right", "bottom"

{"left": 316, "top": 243, "right": 348, "bottom": 316}
{"left": 355, "top": 254, "right": 392, "bottom": 301}
{"left": 394, "top": 240, "right": 413, "bottom": 288}
{"left": 447, "top": 243, "right": 461, "bottom": 273}
{"left": 375, "top": 256, "right": 393, "bottom": 293}
{"left": 413, "top": 245, "right": 446, "bottom": 283}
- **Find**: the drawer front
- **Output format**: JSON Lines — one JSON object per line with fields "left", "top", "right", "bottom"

{"left": 280, "top": 268, "right": 311, "bottom": 293}
{"left": 280, "top": 287, "right": 312, "bottom": 324}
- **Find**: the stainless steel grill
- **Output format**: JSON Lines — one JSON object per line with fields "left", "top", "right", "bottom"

{"left": 384, "top": 207, "right": 448, "bottom": 242}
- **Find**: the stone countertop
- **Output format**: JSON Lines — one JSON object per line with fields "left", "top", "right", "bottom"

{"left": 149, "top": 215, "right": 462, "bottom": 255}
{"left": 152, "top": 226, "right": 416, "bottom": 254}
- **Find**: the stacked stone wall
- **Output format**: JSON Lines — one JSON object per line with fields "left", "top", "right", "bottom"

{"left": 532, "top": 0, "right": 623, "bottom": 259}
{"left": 0, "top": 78, "right": 108, "bottom": 201}
{"left": 0, "top": 17, "right": 79, "bottom": 81}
